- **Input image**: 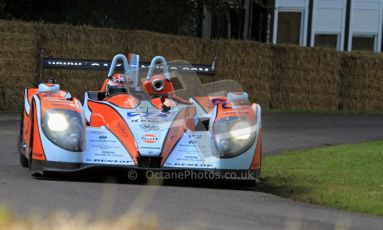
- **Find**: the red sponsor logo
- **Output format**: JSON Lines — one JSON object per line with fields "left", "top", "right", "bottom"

{"left": 142, "top": 134, "right": 158, "bottom": 143}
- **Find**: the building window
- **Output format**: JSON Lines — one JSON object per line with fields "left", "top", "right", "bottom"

{"left": 314, "top": 34, "right": 339, "bottom": 49}
{"left": 277, "top": 11, "right": 303, "bottom": 45}
{"left": 352, "top": 35, "right": 376, "bottom": 52}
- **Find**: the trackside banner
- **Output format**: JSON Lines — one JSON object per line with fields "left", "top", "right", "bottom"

{"left": 42, "top": 58, "right": 215, "bottom": 75}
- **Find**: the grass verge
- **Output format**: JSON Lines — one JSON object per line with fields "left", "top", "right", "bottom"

{"left": 262, "top": 141, "right": 383, "bottom": 216}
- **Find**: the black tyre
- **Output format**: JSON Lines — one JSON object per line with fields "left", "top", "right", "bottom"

{"left": 19, "top": 153, "right": 29, "bottom": 168}
{"left": 18, "top": 102, "right": 29, "bottom": 168}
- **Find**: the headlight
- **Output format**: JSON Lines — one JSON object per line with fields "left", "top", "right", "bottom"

{"left": 212, "top": 117, "right": 256, "bottom": 158}
{"left": 42, "top": 109, "right": 85, "bottom": 152}
{"left": 47, "top": 113, "right": 69, "bottom": 131}
{"left": 230, "top": 121, "right": 253, "bottom": 140}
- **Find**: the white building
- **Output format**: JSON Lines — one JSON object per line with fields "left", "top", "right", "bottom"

{"left": 202, "top": 0, "right": 383, "bottom": 52}
{"left": 272, "top": 0, "right": 383, "bottom": 52}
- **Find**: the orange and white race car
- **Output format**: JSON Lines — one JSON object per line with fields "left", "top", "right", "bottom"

{"left": 19, "top": 54, "right": 262, "bottom": 181}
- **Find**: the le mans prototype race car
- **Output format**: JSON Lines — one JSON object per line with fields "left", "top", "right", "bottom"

{"left": 19, "top": 53, "right": 262, "bottom": 181}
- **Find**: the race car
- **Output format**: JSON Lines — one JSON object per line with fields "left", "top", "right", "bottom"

{"left": 19, "top": 53, "right": 262, "bottom": 181}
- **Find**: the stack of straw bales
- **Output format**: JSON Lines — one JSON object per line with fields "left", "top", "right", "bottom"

{"left": 0, "top": 19, "right": 382, "bottom": 112}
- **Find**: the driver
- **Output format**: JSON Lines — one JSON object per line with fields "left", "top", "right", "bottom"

{"left": 105, "top": 73, "right": 134, "bottom": 97}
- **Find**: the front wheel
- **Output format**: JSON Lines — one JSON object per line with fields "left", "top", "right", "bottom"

{"left": 19, "top": 153, "right": 29, "bottom": 168}
{"left": 18, "top": 105, "right": 29, "bottom": 168}
{"left": 27, "top": 122, "right": 43, "bottom": 177}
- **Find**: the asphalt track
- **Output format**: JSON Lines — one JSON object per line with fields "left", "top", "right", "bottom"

{"left": 1, "top": 112, "right": 383, "bottom": 229}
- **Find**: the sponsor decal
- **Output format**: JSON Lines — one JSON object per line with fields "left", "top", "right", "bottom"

{"left": 131, "top": 118, "right": 159, "bottom": 123}
{"left": 90, "top": 139, "right": 116, "bottom": 143}
{"left": 185, "top": 134, "right": 204, "bottom": 145}
{"left": 47, "top": 61, "right": 83, "bottom": 66}
{"left": 139, "top": 64, "right": 213, "bottom": 73}
{"left": 89, "top": 130, "right": 105, "bottom": 135}
{"left": 127, "top": 111, "right": 168, "bottom": 119}
{"left": 90, "top": 159, "right": 133, "bottom": 163}
{"left": 140, "top": 146, "right": 161, "bottom": 150}
{"left": 222, "top": 112, "right": 250, "bottom": 118}
{"left": 139, "top": 123, "right": 159, "bottom": 131}
{"left": 173, "top": 162, "right": 214, "bottom": 167}
{"left": 49, "top": 102, "right": 70, "bottom": 106}
{"left": 142, "top": 134, "right": 158, "bottom": 143}
{"left": 44, "top": 59, "right": 214, "bottom": 74}
{"left": 46, "top": 60, "right": 110, "bottom": 68}
{"left": 187, "top": 134, "right": 203, "bottom": 139}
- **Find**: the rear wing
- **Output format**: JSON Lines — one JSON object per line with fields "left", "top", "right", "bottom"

{"left": 39, "top": 50, "right": 216, "bottom": 80}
